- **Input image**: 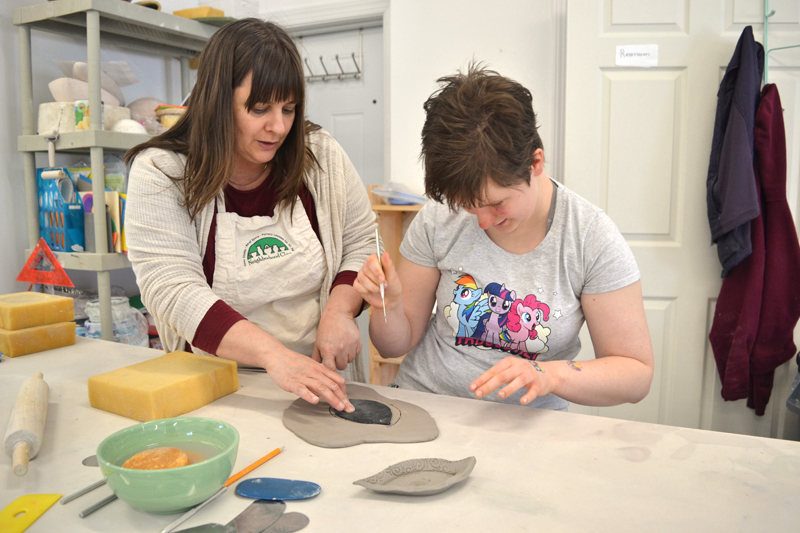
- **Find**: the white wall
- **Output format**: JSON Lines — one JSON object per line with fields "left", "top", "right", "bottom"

{"left": 386, "top": 0, "right": 557, "bottom": 195}
{"left": 261, "top": 0, "right": 558, "bottom": 195}
{"left": 0, "top": 0, "right": 558, "bottom": 295}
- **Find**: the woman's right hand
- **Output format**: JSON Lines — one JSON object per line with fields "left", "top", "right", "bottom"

{"left": 354, "top": 251, "right": 402, "bottom": 311}
{"left": 263, "top": 348, "right": 354, "bottom": 412}
{"left": 216, "top": 320, "right": 353, "bottom": 412}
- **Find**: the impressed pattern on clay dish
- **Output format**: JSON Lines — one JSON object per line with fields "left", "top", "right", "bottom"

{"left": 282, "top": 384, "right": 439, "bottom": 448}
{"left": 353, "top": 457, "right": 477, "bottom": 496}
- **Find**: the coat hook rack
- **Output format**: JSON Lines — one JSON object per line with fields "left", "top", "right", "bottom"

{"left": 764, "top": 0, "right": 800, "bottom": 84}
{"left": 298, "top": 29, "right": 363, "bottom": 84}
{"left": 318, "top": 55, "right": 331, "bottom": 81}
{"left": 303, "top": 56, "right": 315, "bottom": 78}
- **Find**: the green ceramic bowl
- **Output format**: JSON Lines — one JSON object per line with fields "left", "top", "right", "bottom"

{"left": 96, "top": 417, "right": 239, "bottom": 514}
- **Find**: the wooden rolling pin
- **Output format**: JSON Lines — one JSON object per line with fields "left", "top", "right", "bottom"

{"left": 3, "top": 372, "right": 49, "bottom": 476}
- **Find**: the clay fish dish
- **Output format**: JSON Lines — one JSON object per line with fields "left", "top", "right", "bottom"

{"left": 353, "top": 456, "right": 476, "bottom": 496}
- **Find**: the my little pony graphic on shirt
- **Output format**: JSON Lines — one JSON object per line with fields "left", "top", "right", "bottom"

{"left": 444, "top": 275, "right": 551, "bottom": 360}
{"left": 448, "top": 275, "right": 488, "bottom": 337}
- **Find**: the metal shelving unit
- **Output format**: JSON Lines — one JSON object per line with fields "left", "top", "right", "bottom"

{"left": 14, "top": 0, "right": 216, "bottom": 340}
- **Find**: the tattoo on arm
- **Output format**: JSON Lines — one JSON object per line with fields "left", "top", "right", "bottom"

{"left": 530, "top": 361, "right": 544, "bottom": 373}
{"left": 567, "top": 361, "right": 583, "bottom": 372}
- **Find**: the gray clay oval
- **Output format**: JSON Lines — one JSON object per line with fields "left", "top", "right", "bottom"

{"left": 353, "top": 456, "right": 476, "bottom": 496}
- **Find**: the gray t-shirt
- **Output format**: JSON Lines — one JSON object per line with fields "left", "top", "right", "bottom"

{"left": 394, "top": 181, "right": 640, "bottom": 410}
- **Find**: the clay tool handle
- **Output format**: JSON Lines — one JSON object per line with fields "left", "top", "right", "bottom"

{"left": 61, "top": 479, "right": 107, "bottom": 505}
{"left": 3, "top": 372, "right": 49, "bottom": 476}
{"left": 78, "top": 494, "right": 117, "bottom": 518}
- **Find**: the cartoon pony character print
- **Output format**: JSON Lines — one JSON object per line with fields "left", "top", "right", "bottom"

{"left": 445, "top": 274, "right": 551, "bottom": 359}
{"left": 501, "top": 295, "right": 550, "bottom": 352}
{"left": 450, "top": 275, "right": 487, "bottom": 338}
{"left": 472, "top": 283, "right": 516, "bottom": 346}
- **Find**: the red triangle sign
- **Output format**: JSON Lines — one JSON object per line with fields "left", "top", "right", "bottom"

{"left": 17, "top": 238, "right": 74, "bottom": 287}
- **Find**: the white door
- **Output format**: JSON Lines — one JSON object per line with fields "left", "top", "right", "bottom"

{"left": 565, "top": 0, "right": 800, "bottom": 437}
{"left": 299, "top": 27, "right": 384, "bottom": 186}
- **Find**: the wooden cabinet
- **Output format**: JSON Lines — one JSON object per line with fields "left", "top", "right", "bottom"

{"left": 366, "top": 185, "right": 421, "bottom": 386}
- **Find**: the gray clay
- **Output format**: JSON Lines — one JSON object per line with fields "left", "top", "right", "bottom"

{"left": 282, "top": 384, "right": 439, "bottom": 448}
{"left": 353, "top": 456, "right": 477, "bottom": 496}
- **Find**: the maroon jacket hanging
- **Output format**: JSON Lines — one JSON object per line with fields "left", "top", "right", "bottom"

{"left": 709, "top": 84, "right": 800, "bottom": 415}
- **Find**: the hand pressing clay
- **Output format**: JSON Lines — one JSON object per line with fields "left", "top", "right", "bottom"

{"left": 122, "top": 447, "right": 189, "bottom": 470}
{"left": 283, "top": 384, "right": 439, "bottom": 448}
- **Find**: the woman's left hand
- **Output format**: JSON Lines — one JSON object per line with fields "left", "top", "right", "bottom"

{"left": 470, "top": 357, "right": 557, "bottom": 405}
{"left": 313, "top": 303, "right": 362, "bottom": 371}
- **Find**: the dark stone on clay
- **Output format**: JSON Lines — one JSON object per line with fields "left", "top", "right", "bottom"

{"left": 333, "top": 399, "right": 392, "bottom": 425}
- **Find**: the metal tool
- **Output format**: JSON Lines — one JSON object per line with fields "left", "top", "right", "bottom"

{"left": 375, "top": 227, "right": 387, "bottom": 322}
{"left": 261, "top": 512, "right": 310, "bottom": 533}
{"left": 160, "top": 486, "right": 227, "bottom": 533}
{"left": 60, "top": 455, "right": 105, "bottom": 505}
{"left": 172, "top": 500, "right": 286, "bottom": 533}
{"left": 61, "top": 479, "right": 106, "bottom": 505}
{"left": 78, "top": 494, "right": 117, "bottom": 518}
{"left": 162, "top": 447, "right": 284, "bottom": 533}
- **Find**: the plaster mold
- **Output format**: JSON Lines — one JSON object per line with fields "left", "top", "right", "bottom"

{"left": 282, "top": 385, "right": 438, "bottom": 448}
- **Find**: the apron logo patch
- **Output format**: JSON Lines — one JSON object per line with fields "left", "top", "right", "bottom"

{"left": 243, "top": 234, "right": 294, "bottom": 266}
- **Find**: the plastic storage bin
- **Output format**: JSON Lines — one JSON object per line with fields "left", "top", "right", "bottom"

{"left": 84, "top": 297, "right": 148, "bottom": 347}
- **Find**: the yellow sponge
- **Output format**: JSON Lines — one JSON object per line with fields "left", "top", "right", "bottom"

{"left": 88, "top": 351, "right": 239, "bottom": 422}
{"left": 0, "top": 292, "right": 74, "bottom": 331}
{"left": 0, "top": 322, "right": 76, "bottom": 357}
{"left": 173, "top": 7, "right": 224, "bottom": 18}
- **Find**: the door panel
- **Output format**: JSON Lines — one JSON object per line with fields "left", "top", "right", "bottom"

{"left": 300, "top": 26, "right": 384, "bottom": 185}
{"left": 566, "top": 0, "right": 800, "bottom": 435}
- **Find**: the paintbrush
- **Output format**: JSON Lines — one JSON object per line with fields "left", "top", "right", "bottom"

{"left": 160, "top": 447, "right": 284, "bottom": 533}
{"left": 375, "top": 227, "right": 387, "bottom": 323}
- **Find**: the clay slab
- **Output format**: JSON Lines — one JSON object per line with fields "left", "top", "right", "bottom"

{"left": 282, "top": 384, "right": 438, "bottom": 448}
{"left": 353, "top": 457, "right": 477, "bottom": 496}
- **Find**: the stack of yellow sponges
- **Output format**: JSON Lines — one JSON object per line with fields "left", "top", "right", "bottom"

{"left": 88, "top": 351, "right": 239, "bottom": 421}
{"left": 0, "top": 292, "right": 75, "bottom": 357}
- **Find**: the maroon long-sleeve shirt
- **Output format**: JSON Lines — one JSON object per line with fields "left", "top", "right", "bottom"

{"left": 189, "top": 174, "right": 356, "bottom": 354}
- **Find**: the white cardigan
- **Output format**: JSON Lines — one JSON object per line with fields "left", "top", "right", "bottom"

{"left": 126, "top": 129, "right": 376, "bottom": 371}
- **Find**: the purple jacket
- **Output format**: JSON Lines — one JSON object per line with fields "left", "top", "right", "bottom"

{"left": 709, "top": 84, "right": 800, "bottom": 415}
{"left": 706, "top": 25, "right": 763, "bottom": 277}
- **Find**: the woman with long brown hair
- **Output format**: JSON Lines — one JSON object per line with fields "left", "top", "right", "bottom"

{"left": 125, "top": 19, "right": 376, "bottom": 412}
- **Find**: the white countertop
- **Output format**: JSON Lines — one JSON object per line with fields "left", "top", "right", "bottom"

{"left": 2, "top": 337, "right": 799, "bottom": 532}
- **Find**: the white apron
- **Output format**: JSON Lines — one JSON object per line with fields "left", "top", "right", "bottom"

{"left": 195, "top": 197, "right": 326, "bottom": 357}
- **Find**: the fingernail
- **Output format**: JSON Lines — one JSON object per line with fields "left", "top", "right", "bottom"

{"left": 476, "top": 391, "right": 482, "bottom": 398}
{"left": 499, "top": 392, "right": 505, "bottom": 399}
{"left": 346, "top": 403, "right": 355, "bottom": 413}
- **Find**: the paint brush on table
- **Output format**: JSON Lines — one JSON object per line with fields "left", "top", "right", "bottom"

{"left": 160, "top": 447, "right": 284, "bottom": 533}
{"left": 375, "top": 227, "right": 387, "bottom": 322}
